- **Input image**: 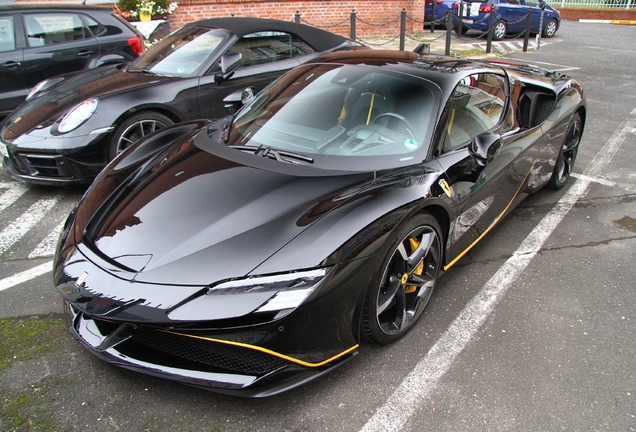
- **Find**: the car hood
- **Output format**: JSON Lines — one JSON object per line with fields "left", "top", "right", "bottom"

{"left": 78, "top": 128, "right": 372, "bottom": 286}
{"left": 3, "top": 65, "right": 175, "bottom": 139}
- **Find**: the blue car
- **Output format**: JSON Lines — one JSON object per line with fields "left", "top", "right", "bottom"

{"left": 454, "top": 0, "right": 560, "bottom": 40}
{"left": 424, "top": 0, "right": 456, "bottom": 26}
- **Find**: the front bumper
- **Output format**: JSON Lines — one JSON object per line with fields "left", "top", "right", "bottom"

{"left": 64, "top": 301, "right": 358, "bottom": 397}
{"left": 1, "top": 131, "right": 110, "bottom": 186}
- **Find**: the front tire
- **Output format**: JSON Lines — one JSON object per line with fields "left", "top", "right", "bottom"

{"left": 108, "top": 111, "right": 173, "bottom": 161}
{"left": 548, "top": 112, "right": 582, "bottom": 190}
{"left": 362, "top": 212, "right": 442, "bottom": 344}
{"left": 542, "top": 18, "right": 558, "bottom": 38}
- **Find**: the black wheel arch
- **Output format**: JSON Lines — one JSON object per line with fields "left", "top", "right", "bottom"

{"left": 349, "top": 202, "right": 451, "bottom": 343}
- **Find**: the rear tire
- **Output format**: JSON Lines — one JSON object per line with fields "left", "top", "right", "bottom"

{"left": 493, "top": 20, "right": 507, "bottom": 40}
{"left": 362, "top": 212, "right": 442, "bottom": 344}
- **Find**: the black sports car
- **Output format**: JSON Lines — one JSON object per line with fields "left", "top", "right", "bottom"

{"left": 53, "top": 51, "right": 585, "bottom": 397}
{"left": 0, "top": 17, "right": 365, "bottom": 185}
{"left": 0, "top": 4, "right": 145, "bottom": 118}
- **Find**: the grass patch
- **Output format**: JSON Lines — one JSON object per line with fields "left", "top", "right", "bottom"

{"left": 0, "top": 315, "right": 66, "bottom": 372}
{"left": 0, "top": 388, "right": 58, "bottom": 431}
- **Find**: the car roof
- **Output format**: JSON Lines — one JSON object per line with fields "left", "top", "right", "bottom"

{"left": 188, "top": 17, "right": 351, "bottom": 52}
{"left": 0, "top": 4, "right": 110, "bottom": 12}
{"left": 308, "top": 50, "right": 506, "bottom": 96}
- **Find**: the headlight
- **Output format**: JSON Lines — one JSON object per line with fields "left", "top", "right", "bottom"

{"left": 167, "top": 268, "right": 329, "bottom": 321}
{"left": 58, "top": 99, "right": 98, "bottom": 134}
{"left": 211, "top": 268, "right": 328, "bottom": 315}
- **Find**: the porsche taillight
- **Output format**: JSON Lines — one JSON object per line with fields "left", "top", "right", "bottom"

{"left": 127, "top": 36, "right": 146, "bottom": 56}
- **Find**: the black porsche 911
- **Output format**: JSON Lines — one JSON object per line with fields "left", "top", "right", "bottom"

{"left": 0, "top": 17, "right": 365, "bottom": 185}
{"left": 53, "top": 50, "right": 585, "bottom": 397}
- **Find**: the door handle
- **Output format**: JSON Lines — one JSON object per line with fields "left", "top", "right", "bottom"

{"left": 78, "top": 50, "right": 93, "bottom": 57}
{"left": 3, "top": 61, "right": 21, "bottom": 69}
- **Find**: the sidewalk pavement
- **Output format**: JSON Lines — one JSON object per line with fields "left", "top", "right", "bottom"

{"left": 361, "top": 29, "right": 547, "bottom": 58}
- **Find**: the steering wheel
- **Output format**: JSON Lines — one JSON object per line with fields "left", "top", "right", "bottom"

{"left": 372, "top": 113, "right": 415, "bottom": 138}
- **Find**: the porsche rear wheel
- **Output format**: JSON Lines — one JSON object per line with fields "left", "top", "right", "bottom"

{"left": 548, "top": 112, "right": 582, "bottom": 190}
{"left": 108, "top": 111, "right": 174, "bottom": 161}
{"left": 362, "top": 212, "right": 442, "bottom": 344}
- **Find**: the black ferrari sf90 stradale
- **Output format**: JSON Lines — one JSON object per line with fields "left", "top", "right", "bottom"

{"left": 53, "top": 50, "right": 585, "bottom": 397}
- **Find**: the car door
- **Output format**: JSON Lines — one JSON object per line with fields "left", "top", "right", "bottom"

{"left": 0, "top": 14, "right": 27, "bottom": 116}
{"left": 434, "top": 72, "right": 534, "bottom": 261}
{"left": 523, "top": 0, "right": 545, "bottom": 32}
{"left": 498, "top": 0, "right": 529, "bottom": 33}
{"left": 20, "top": 12, "right": 100, "bottom": 95}
{"left": 197, "top": 31, "right": 313, "bottom": 120}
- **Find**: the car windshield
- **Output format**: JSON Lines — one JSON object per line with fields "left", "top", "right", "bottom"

{"left": 226, "top": 63, "right": 441, "bottom": 171}
{"left": 128, "top": 27, "right": 228, "bottom": 77}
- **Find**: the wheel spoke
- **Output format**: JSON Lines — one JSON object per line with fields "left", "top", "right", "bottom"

{"left": 386, "top": 288, "right": 407, "bottom": 333}
{"left": 406, "top": 231, "right": 434, "bottom": 269}
{"left": 377, "top": 277, "right": 400, "bottom": 315}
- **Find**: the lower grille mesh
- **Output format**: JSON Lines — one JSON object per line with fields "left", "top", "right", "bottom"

{"left": 131, "top": 328, "right": 290, "bottom": 375}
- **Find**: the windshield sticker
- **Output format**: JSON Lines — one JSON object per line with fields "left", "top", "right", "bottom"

{"left": 404, "top": 139, "right": 419, "bottom": 150}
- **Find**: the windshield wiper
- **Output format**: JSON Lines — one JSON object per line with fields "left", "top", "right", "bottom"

{"left": 230, "top": 145, "right": 314, "bottom": 165}
{"left": 128, "top": 68, "right": 167, "bottom": 77}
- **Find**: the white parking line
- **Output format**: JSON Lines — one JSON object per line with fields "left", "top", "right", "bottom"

{"left": 506, "top": 58, "right": 581, "bottom": 72}
{"left": 29, "top": 219, "right": 65, "bottom": 259}
{"left": 0, "top": 261, "right": 53, "bottom": 293}
{"left": 0, "top": 182, "right": 29, "bottom": 213}
{"left": 0, "top": 195, "right": 59, "bottom": 256}
{"left": 361, "top": 116, "right": 636, "bottom": 432}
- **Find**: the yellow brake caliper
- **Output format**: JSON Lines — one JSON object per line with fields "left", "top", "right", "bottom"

{"left": 405, "top": 237, "right": 424, "bottom": 294}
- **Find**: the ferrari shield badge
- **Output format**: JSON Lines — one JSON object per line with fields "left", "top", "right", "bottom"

{"left": 439, "top": 179, "right": 452, "bottom": 198}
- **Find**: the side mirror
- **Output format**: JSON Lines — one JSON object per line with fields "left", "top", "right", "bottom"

{"left": 215, "top": 52, "right": 242, "bottom": 84}
{"left": 223, "top": 87, "right": 254, "bottom": 113}
{"left": 469, "top": 132, "right": 501, "bottom": 168}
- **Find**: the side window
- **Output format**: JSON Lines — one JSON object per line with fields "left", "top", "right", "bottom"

{"left": 231, "top": 31, "right": 316, "bottom": 67}
{"left": 524, "top": 0, "right": 540, "bottom": 6}
{"left": 24, "top": 13, "right": 86, "bottom": 48}
{"left": 82, "top": 14, "right": 105, "bottom": 36}
{"left": 507, "top": 0, "right": 521, "bottom": 5}
{"left": 443, "top": 73, "right": 506, "bottom": 152}
{"left": 0, "top": 16, "right": 15, "bottom": 53}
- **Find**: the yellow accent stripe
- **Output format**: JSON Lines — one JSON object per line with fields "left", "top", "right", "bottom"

{"left": 160, "top": 329, "right": 359, "bottom": 368}
{"left": 443, "top": 166, "right": 533, "bottom": 271}
{"left": 447, "top": 108, "right": 456, "bottom": 135}
{"left": 338, "top": 105, "right": 347, "bottom": 124}
{"left": 366, "top": 93, "right": 375, "bottom": 125}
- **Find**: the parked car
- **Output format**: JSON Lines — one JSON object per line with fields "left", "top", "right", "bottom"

{"left": 53, "top": 50, "right": 585, "bottom": 396}
{"left": 424, "top": 0, "right": 456, "bottom": 26}
{"left": 0, "top": 17, "right": 366, "bottom": 186}
{"left": 454, "top": 0, "right": 561, "bottom": 40}
{"left": 0, "top": 4, "right": 145, "bottom": 118}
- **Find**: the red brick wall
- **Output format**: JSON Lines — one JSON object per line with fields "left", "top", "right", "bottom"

{"left": 556, "top": 8, "right": 636, "bottom": 21}
{"left": 169, "top": 0, "right": 426, "bottom": 38}
{"left": 16, "top": 0, "right": 636, "bottom": 37}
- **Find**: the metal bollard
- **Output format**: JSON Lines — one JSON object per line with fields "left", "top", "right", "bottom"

{"left": 399, "top": 9, "right": 406, "bottom": 51}
{"left": 350, "top": 9, "right": 356, "bottom": 41}
{"left": 445, "top": 11, "right": 452, "bottom": 56}
{"left": 523, "top": 10, "right": 531, "bottom": 52}
{"left": 486, "top": 10, "right": 494, "bottom": 53}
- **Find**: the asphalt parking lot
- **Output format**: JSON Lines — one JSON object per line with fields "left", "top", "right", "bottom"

{"left": 1, "top": 20, "right": 635, "bottom": 431}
